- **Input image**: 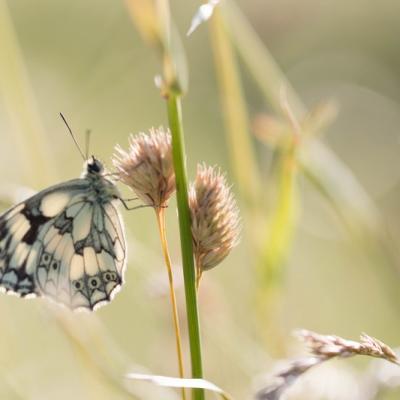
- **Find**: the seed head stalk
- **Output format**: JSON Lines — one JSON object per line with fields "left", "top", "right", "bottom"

{"left": 167, "top": 94, "right": 204, "bottom": 400}
{"left": 195, "top": 255, "right": 202, "bottom": 291}
{"left": 155, "top": 207, "right": 186, "bottom": 400}
{"left": 189, "top": 163, "right": 241, "bottom": 291}
{"left": 124, "top": 1, "right": 205, "bottom": 396}
{"left": 113, "top": 127, "right": 187, "bottom": 400}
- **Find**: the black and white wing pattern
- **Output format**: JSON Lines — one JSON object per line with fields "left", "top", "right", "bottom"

{"left": 0, "top": 170, "right": 127, "bottom": 311}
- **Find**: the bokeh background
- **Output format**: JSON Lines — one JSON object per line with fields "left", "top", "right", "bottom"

{"left": 1, "top": 0, "right": 400, "bottom": 399}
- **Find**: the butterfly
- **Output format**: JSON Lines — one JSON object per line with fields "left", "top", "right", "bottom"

{"left": 0, "top": 155, "right": 127, "bottom": 311}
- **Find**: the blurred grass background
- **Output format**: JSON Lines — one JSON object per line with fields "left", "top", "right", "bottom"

{"left": 1, "top": 0, "right": 400, "bottom": 399}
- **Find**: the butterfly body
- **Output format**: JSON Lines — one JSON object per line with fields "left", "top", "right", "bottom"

{"left": 0, "top": 157, "right": 126, "bottom": 311}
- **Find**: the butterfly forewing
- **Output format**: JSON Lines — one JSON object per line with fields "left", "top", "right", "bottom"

{"left": 0, "top": 175, "right": 126, "bottom": 311}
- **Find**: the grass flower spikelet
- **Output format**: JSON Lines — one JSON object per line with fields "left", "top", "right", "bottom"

{"left": 113, "top": 127, "right": 175, "bottom": 207}
{"left": 189, "top": 164, "right": 240, "bottom": 273}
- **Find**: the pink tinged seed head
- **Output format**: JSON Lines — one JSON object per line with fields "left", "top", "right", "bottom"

{"left": 113, "top": 127, "right": 176, "bottom": 207}
{"left": 189, "top": 164, "right": 240, "bottom": 272}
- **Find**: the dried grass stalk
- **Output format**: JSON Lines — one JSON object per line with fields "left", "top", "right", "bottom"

{"left": 255, "top": 330, "right": 399, "bottom": 400}
{"left": 298, "top": 330, "right": 399, "bottom": 364}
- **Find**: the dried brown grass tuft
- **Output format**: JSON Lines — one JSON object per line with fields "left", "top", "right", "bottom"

{"left": 256, "top": 330, "right": 399, "bottom": 400}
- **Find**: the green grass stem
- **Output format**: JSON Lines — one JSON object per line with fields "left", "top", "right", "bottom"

{"left": 208, "top": 8, "right": 261, "bottom": 213}
{"left": 224, "top": 0, "right": 400, "bottom": 310}
{"left": 223, "top": 1, "right": 386, "bottom": 240}
{"left": 261, "top": 146, "right": 298, "bottom": 284}
{"left": 209, "top": 4, "right": 298, "bottom": 320}
{"left": 167, "top": 94, "right": 204, "bottom": 400}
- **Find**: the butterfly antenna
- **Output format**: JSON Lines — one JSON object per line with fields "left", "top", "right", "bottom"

{"left": 59, "top": 113, "right": 86, "bottom": 161}
{"left": 85, "top": 129, "right": 92, "bottom": 160}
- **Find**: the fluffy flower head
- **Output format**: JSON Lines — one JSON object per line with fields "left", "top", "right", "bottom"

{"left": 113, "top": 127, "right": 175, "bottom": 207}
{"left": 189, "top": 164, "right": 240, "bottom": 271}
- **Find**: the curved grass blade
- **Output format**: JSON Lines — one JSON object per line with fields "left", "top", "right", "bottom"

{"left": 126, "top": 373, "right": 234, "bottom": 400}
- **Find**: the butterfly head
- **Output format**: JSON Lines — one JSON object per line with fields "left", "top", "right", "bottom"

{"left": 85, "top": 156, "right": 105, "bottom": 176}
{"left": 82, "top": 156, "right": 120, "bottom": 201}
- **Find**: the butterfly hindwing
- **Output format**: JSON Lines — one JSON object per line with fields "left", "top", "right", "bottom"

{"left": 0, "top": 176, "right": 126, "bottom": 311}
{"left": 39, "top": 201, "right": 125, "bottom": 310}
{"left": 0, "top": 203, "right": 38, "bottom": 297}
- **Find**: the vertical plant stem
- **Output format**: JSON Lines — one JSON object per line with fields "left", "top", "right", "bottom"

{"left": 166, "top": 94, "right": 204, "bottom": 400}
{"left": 208, "top": 8, "right": 261, "bottom": 211}
{"left": 223, "top": 1, "right": 305, "bottom": 119}
{"left": 195, "top": 257, "right": 202, "bottom": 291}
{"left": 262, "top": 147, "right": 298, "bottom": 282}
{"left": 208, "top": 7, "right": 263, "bottom": 290}
{"left": 223, "top": 0, "right": 400, "bottom": 312}
{"left": 155, "top": 208, "right": 186, "bottom": 400}
{"left": 209, "top": 4, "right": 300, "bottom": 354}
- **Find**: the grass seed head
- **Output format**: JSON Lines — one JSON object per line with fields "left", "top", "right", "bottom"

{"left": 113, "top": 127, "right": 175, "bottom": 207}
{"left": 189, "top": 163, "right": 240, "bottom": 272}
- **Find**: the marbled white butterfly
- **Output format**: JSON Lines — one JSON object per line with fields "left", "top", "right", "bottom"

{"left": 0, "top": 121, "right": 127, "bottom": 311}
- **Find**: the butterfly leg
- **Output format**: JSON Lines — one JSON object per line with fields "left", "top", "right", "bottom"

{"left": 120, "top": 201, "right": 168, "bottom": 212}
{"left": 120, "top": 201, "right": 151, "bottom": 211}
{"left": 122, "top": 197, "right": 139, "bottom": 202}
